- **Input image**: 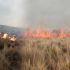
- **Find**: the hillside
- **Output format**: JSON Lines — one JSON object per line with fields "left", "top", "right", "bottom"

{"left": 0, "top": 25, "right": 23, "bottom": 36}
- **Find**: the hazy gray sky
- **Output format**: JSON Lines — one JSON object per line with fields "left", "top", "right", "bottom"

{"left": 0, "top": 0, "right": 27, "bottom": 28}
{"left": 28, "top": 0, "right": 70, "bottom": 30}
{"left": 0, "top": 0, "right": 70, "bottom": 30}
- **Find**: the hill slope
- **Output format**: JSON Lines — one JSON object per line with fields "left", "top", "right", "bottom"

{"left": 0, "top": 25, "right": 23, "bottom": 36}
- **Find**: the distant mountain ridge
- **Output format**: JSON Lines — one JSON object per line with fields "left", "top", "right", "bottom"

{"left": 0, "top": 25, "right": 23, "bottom": 36}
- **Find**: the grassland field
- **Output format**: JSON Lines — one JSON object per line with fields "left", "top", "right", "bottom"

{"left": 0, "top": 37, "right": 70, "bottom": 70}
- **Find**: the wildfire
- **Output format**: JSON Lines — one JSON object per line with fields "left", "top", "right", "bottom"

{"left": 23, "top": 27, "right": 70, "bottom": 38}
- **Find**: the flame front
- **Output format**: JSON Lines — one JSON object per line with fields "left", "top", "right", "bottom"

{"left": 23, "top": 27, "right": 70, "bottom": 38}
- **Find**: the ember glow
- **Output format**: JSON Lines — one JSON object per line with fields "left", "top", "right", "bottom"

{"left": 23, "top": 27, "right": 70, "bottom": 38}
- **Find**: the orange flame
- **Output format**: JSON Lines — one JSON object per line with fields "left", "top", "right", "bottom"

{"left": 23, "top": 27, "right": 70, "bottom": 38}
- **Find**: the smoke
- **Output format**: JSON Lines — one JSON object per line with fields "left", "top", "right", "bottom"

{"left": 0, "top": 0, "right": 70, "bottom": 30}
{"left": 0, "top": 0, "right": 28, "bottom": 28}
{"left": 28, "top": 0, "right": 70, "bottom": 30}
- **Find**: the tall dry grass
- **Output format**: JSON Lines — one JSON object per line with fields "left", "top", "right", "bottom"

{"left": 0, "top": 37, "right": 70, "bottom": 70}
{"left": 20, "top": 38, "right": 70, "bottom": 70}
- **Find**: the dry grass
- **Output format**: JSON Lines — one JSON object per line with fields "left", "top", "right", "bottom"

{"left": 20, "top": 38, "right": 70, "bottom": 70}
{"left": 0, "top": 37, "right": 70, "bottom": 70}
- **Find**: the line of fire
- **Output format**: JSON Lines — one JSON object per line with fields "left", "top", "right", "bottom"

{"left": 23, "top": 27, "right": 70, "bottom": 38}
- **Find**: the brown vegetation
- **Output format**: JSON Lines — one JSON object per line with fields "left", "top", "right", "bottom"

{"left": 0, "top": 37, "right": 70, "bottom": 70}
{"left": 20, "top": 38, "right": 70, "bottom": 70}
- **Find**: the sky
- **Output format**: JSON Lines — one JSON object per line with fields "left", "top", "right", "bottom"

{"left": 0, "top": 0, "right": 70, "bottom": 30}
{"left": 28, "top": 0, "right": 70, "bottom": 30}
{"left": 0, "top": 0, "right": 28, "bottom": 28}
